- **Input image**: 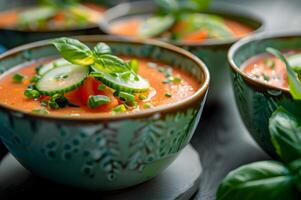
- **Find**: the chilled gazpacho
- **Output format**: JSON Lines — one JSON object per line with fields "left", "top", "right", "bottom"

{"left": 109, "top": 13, "right": 254, "bottom": 43}
{"left": 0, "top": 1, "right": 105, "bottom": 31}
{"left": 242, "top": 49, "right": 301, "bottom": 89}
{"left": 0, "top": 38, "right": 200, "bottom": 116}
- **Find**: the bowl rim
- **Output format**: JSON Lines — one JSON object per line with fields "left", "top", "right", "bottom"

{"left": 0, "top": 2, "right": 104, "bottom": 33}
{"left": 227, "top": 31, "right": 301, "bottom": 95}
{"left": 99, "top": 0, "right": 266, "bottom": 47}
{"left": 0, "top": 35, "right": 210, "bottom": 123}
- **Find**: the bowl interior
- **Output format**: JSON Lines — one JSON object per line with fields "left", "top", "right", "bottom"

{"left": 0, "top": 35, "right": 209, "bottom": 121}
{"left": 231, "top": 34, "right": 301, "bottom": 70}
{"left": 100, "top": 1, "right": 264, "bottom": 46}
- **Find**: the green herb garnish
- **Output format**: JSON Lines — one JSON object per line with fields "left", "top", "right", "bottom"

{"left": 24, "top": 88, "right": 40, "bottom": 99}
{"left": 143, "top": 103, "right": 153, "bottom": 109}
{"left": 264, "top": 58, "right": 275, "bottom": 69}
{"left": 88, "top": 95, "right": 110, "bottom": 109}
{"left": 32, "top": 108, "right": 49, "bottom": 115}
{"left": 118, "top": 92, "right": 135, "bottom": 103}
{"left": 112, "top": 104, "right": 127, "bottom": 113}
{"left": 139, "top": 95, "right": 147, "bottom": 100}
{"left": 165, "top": 93, "right": 172, "bottom": 97}
{"left": 12, "top": 73, "right": 25, "bottom": 83}
{"left": 30, "top": 75, "right": 41, "bottom": 83}
{"left": 97, "top": 84, "right": 106, "bottom": 91}
{"left": 48, "top": 94, "right": 69, "bottom": 109}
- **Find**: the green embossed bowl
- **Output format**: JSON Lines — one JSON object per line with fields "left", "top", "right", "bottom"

{"left": 228, "top": 32, "right": 300, "bottom": 158}
{"left": 0, "top": 0, "right": 119, "bottom": 49}
{"left": 99, "top": 0, "right": 264, "bottom": 102}
{"left": 0, "top": 35, "right": 209, "bottom": 190}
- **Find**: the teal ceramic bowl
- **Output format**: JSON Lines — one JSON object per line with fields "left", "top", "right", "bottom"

{"left": 0, "top": 0, "right": 118, "bottom": 49}
{"left": 0, "top": 35, "right": 209, "bottom": 190}
{"left": 99, "top": 1, "right": 264, "bottom": 102}
{"left": 228, "top": 32, "right": 300, "bottom": 157}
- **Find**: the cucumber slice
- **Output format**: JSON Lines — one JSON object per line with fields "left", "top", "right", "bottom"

{"left": 138, "top": 15, "right": 175, "bottom": 38}
{"left": 91, "top": 66, "right": 150, "bottom": 93}
{"left": 39, "top": 58, "right": 71, "bottom": 75}
{"left": 36, "top": 64, "right": 89, "bottom": 95}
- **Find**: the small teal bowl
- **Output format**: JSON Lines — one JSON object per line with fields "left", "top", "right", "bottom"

{"left": 228, "top": 32, "right": 300, "bottom": 157}
{"left": 0, "top": 35, "right": 209, "bottom": 190}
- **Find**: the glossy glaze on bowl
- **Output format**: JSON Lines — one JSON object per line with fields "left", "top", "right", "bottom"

{"left": 0, "top": 35, "right": 209, "bottom": 190}
{"left": 99, "top": 0, "right": 264, "bottom": 102}
{"left": 228, "top": 32, "right": 301, "bottom": 157}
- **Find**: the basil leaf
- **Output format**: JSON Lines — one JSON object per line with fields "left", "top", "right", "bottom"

{"left": 138, "top": 15, "right": 175, "bottom": 37}
{"left": 269, "top": 107, "right": 301, "bottom": 163}
{"left": 94, "top": 54, "right": 129, "bottom": 73}
{"left": 288, "top": 159, "right": 301, "bottom": 192}
{"left": 127, "top": 59, "right": 139, "bottom": 74}
{"left": 52, "top": 38, "right": 94, "bottom": 66}
{"left": 266, "top": 48, "right": 301, "bottom": 100}
{"left": 93, "top": 42, "right": 112, "bottom": 56}
{"left": 217, "top": 161, "right": 298, "bottom": 200}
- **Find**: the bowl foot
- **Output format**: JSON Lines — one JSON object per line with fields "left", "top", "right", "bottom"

{"left": 0, "top": 145, "right": 202, "bottom": 200}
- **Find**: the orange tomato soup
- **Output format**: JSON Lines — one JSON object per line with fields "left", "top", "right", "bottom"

{"left": 109, "top": 16, "right": 253, "bottom": 43}
{"left": 242, "top": 52, "right": 294, "bottom": 89}
{"left": 0, "top": 57, "right": 200, "bottom": 116}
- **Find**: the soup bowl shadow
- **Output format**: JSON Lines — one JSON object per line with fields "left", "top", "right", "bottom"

{"left": 99, "top": 0, "right": 264, "bottom": 103}
{"left": 0, "top": 35, "right": 209, "bottom": 190}
{"left": 0, "top": 0, "right": 119, "bottom": 49}
{"left": 228, "top": 32, "right": 301, "bottom": 158}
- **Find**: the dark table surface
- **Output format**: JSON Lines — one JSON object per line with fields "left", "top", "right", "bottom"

{"left": 0, "top": 0, "right": 299, "bottom": 199}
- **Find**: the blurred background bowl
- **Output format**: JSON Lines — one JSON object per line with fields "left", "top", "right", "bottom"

{"left": 228, "top": 32, "right": 300, "bottom": 158}
{"left": 99, "top": 0, "right": 264, "bottom": 103}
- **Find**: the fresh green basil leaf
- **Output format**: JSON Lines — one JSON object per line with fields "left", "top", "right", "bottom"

{"left": 95, "top": 54, "right": 128, "bottom": 73}
{"left": 52, "top": 38, "right": 94, "bottom": 66}
{"left": 266, "top": 48, "right": 301, "bottom": 100}
{"left": 269, "top": 107, "right": 301, "bottom": 163}
{"left": 288, "top": 159, "right": 301, "bottom": 192}
{"left": 93, "top": 42, "right": 112, "bottom": 56}
{"left": 217, "top": 161, "right": 298, "bottom": 200}
{"left": 279, "top": 99, "right": 301, "bottom": 117}
{"left": 138, "top": 15, "right": 175, "bottom": 37}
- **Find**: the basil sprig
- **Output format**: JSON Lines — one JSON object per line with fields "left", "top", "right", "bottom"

{"left": 52, "top": 38, "right": 139, "bottom": 80}
{"left": 217, "top": 48, "right": 301, "bottom": 200}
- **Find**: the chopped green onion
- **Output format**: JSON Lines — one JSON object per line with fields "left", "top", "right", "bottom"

{"left": 143, "top": 103, "right": 153, "bottom": 109}
{"left": 118, "top": 92, "right": 135, "bottom": 103}
{"left": 88, "top": 95, "right": 110, "bottom": 109}
{"left": 165, "top": 93, "right": 172, "bottom": 98}
{"left": 12, "top": 73, "right": 24, "bottom": 83}
{"left": 173, "top": 77, "right": 182, "bottom": 84}
{"left": 24, "top": 88, "right": 40, "bottom": 99}
{"left": 30, "top": 75, "right": 41, "bottom": 83}
{"left": 48, "top": 94, "right": 69, "bottom": 109}
{"left": 138, "top": 95, "right": 147, "bottom": 100}
{"left": 263, "top": 74, "right": 270, "bottom": 81}
{"left": 97, "top": 84, "right": 106, "bottom": 91}
{"left": 32, "top": 108, "right": 49, "bottom": 115}
{"left": 112, "top": 104, "right": 127, "bottom": 113}
{"left": 264, "top": 59, "right": 275, "bottom": 69}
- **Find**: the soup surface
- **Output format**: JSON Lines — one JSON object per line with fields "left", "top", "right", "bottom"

{"left": 242, "top": 50, "right": 301, "bottom": 89}
{"left": 0, "top": 3, "right": 105, "bottom": 31}
{"left": 0, "top": 57, "right": 199, "bottom": 116}
{"left": 109, "top": 13, "right": 253, "bottom": 43}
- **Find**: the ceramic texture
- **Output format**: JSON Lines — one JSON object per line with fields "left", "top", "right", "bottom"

{"left": 0, "top": 0, "right": 120, "bottom": 49}
{"left": 99, "top": 1, "right": 264, "bottom": 102}
{"left": 0, "top": 36, "right": 209, "bottom": 190}
{"left": 228, "top": 33, "right": 301, "bottom": 157}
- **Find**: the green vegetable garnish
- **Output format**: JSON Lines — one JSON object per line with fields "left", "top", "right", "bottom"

{"left": 118, "top": 92, "right": 135, "bottom": 103}
{"left": 143, "top": 103, "right": 153, "bottom": 109}
{"left": 32, "top": 108, "right": 49, "bottom": 115}
{"left": 30, "top": 75, "right": 41, "bottom": 83}
{"left": 88, "top": 95, "right": 110, "bottom": 109}
{"left": 24, "top": 88, "right": 40, "bottom": 99}
{"left": 48, "top": 94, "right": 70, "bottom": 109}
{"left": 165, "top": 93, "right": 172, "bottom": 97}
{"left": 139, "top": 95, "right": 147, "bottom": 100}
{"left": 97, "top": 84, "right": 106, "bottom": 91}
{"left": 12, "top": 73, "right": 25, "bottom": 83}
{"left": 264, "top": 58, "right": 275, "bottom": 69}
{"left": 112, "top": 104, "right": 127, "bottom": 113}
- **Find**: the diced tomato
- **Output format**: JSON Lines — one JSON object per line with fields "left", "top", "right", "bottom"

{"left": 79, "top": 76, "right": 119, "bottom": 111}
{"left": 182, "top": 30, "right": 208, "bottom": 43}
